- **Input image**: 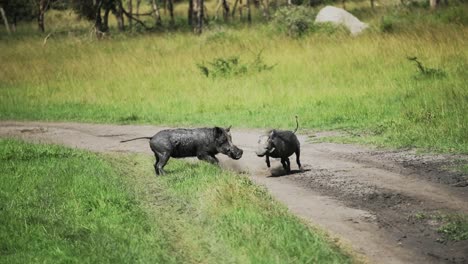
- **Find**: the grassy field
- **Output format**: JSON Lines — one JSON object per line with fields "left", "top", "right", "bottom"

{"left": 0, "top": 138, "right": 352, "bottom": 263}
{"left": 0, "top": 4, "right": 467, "bottom": 153}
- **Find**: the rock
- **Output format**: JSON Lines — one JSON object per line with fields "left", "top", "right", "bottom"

{"left": 315, "top": 6, "right": 368, "bottom": 35}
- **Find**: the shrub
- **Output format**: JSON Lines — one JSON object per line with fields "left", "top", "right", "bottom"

{"left": 272, "top": 6, "right": 316, "bottom": 37}
{"left": 380, "top": 15, "right": 396, "bottom": 33}
{"left": 196, "top": 52, "right": 275, "bottom": 78}
{"left": 437, "top": 6, "right": 468, "bottom": 25}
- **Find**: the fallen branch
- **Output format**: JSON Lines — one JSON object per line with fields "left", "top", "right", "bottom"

{"left": 42, "top": 32, "right": 52, "bottom": 46}
{"left": 117, "top": 0, "right": 151, "bottom": 30}
{"left": 130, "top": 11, "right": 153, "bottom": 16}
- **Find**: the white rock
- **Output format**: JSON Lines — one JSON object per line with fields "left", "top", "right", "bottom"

{"left": 315, "top": 6, "right": 368, "bottom": 35}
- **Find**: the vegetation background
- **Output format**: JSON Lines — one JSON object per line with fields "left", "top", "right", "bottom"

{"left": 0, "top": 0, "right": 467, "bottom": 262}
{"left": 1, "top": 0, "right": 467, "bottom": 153}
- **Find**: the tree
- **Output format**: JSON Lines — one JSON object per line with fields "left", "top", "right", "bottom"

{"left": 0, "top": 0, "right": 37, "bottom": 32}
{"left": 168, "top": 0, "right": 174, "bottom": 25}
{"left": 0, "top": 6, "right": 10, "bottom": 33}
{"left": 128, "top": 0, "right": 132, "bottom": 28}
{"left": 37, "top": 0, "right": 46, "bottom": 32}
{"left": 151, "top": 0, "right": 162, "bottom": 26}
{"left": 193, "top": 0, "right": 204, "bottom": 33}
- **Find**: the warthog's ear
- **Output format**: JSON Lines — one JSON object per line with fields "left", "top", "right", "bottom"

{"left": 226, "top": 126, "right": 232, "bottom": 132}
{"left": 270, "top": 130, "right": 276, "bottom": 137}
{"left": 214, "top": 127, "right": 224, "bottom": 138}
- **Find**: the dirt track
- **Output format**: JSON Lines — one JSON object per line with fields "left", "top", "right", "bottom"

{"left": 1, "top": 121, "right": 467, "bottom": 264}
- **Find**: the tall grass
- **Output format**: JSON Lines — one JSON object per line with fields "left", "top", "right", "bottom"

{"left": 0, "top": 139, "right": 352, "bottom": 263}
{"left": 0, "top": 6, "right": 467, "bottom": 152}
{"left": 112, "top": 153, "right": 353, "bottom": 263}
{"left": 0, "top": 139, "right": 176, "bottom": 263}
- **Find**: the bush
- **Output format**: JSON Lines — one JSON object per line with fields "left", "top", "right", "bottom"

{"left": 272, "top": 6, "right": 316, "bottom": 37}
{"left": 310, "top": 22, "right": 348, "bottom": 35}
{"left": 380, "top": 15, "right": 396, "bottom": 33}
{"left": 196, "top": 52, "right": 275, "bottom": 78}
{"left": 437, "top": 6, "right": 468, "bottom": 25}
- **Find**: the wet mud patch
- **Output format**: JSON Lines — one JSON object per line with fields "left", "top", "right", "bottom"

{"left": 20, "top": 127, "right": 47, "bottom": 134}
{"left": 351, "top": 150, "right": 468, "bottom": 186}
{"left": 289, "top": 165, "right": 468, "bottom": 264}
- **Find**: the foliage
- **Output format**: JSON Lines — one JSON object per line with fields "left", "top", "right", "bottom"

{"left": 373, "top": 3, "right": 468, "bottom": 34}
{"left": 437, "top": 214, "right": 468, "bottom": 241}
{"left": 272, "top": 6, "right": 316, "bottom": 37}
{"left": 380, "top": 15, "right": 395, "bottom": 33}
{"left": 407, "top": 57, "right": 446, "bottom": 79}
{"left": 436, "top": 5, "right": 468, "bottom": 25}
{"left": 197, "top": 52, "right": 275, "bottom": 78}
{"left": 70, "top": 0, "right": 97, "bottom": 21}
{"left": 0, "top": 0, "right": 37, "bottom": 22}
{"left": 0, "top": 8, "right": 467, "bottom": 153}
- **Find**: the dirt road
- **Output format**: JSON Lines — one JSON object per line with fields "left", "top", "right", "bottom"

{"left": 1, "top": 121, "right": 467, "bottom": 264}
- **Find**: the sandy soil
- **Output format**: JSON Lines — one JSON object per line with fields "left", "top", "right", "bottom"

{"left": 1, "top": 121, "right": 467, "bottom": 264}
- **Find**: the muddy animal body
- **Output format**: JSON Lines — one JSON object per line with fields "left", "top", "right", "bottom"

{"left": 121, "top": 127, "right": 243, "bottom": 175}
{"left": 256, "top": 117, "right": 301, "bottom": 173}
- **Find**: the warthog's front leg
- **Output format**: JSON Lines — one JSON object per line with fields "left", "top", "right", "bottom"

{"left": 266, "top": 155, "right": 271, "bottom": 168}
{"left": 197, "top": 154, "right": 219, "bottom": 164}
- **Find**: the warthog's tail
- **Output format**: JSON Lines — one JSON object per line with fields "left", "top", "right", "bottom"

{"left": 120, "top": 137, "right": 152, "bottom": 143}
{"left": 293, "top": 116, "right": 299, "bottom": 134}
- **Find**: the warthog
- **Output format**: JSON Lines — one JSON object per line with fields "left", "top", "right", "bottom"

{"left": 121, "top": 126, "right": 243, "bottom": 175}
{"left": 255, "top": 117, "right": 302, "bottom": 173}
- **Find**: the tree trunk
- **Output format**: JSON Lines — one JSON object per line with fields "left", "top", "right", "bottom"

{"left": 231, "top": 0, "right": 239, "bottom": 18}
{"left": 136, "top": 0, "right": 141, "bottom": 17}
{"left": 342, "top": 0, "right": 346, "bottom": 9}
{"left": 188, "top": 0, "right": 194, "bottom": 25}
{"left": 168, "top": 0, "right": 175, "bottom": 25}
{"left": 215, "top": 0, "right": 222, "bottom": 20}
{"left": 38, "top": 0, "right": 46, "bottom": 32}
{"left": 239, "top": 0, "right": 243, "bottom": 19}
{"left": 103, "top": 7, "right": 111, "bottom": 32}
{"left": 261, "top": 0, "right": 269, "bottom": 20}
{"left": 151, "top": 0, "right": 162, "bottom": 26}
{"left": 222, "top": 0, "right": 230, "bottom": 21}
{"left": 247, "top": 0, "right": 251, "bottom": 23}
{"left": 12, "top": 14, "right": 16, "bottom": 32}
{"left": 370, "top": 0, "right": 374, "bottom": 9}
{"left": 194, "top": 0, "right": 204, "bottom": 34}
{"left": 430, "top": 0, "right": 437, "bottom": 9}
{"left": 0, "top": 7, "right": 11, "bottom": 34}
{"left": 95, "top": 0, "right": 103, "bottom": 32}
{"left": 128, "top": 0, "right": 133, "bottom": 29}
{"left": 113, "top": 1, "right": 125, "bottom": 31}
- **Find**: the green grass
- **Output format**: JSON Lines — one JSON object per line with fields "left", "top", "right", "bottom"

{"left": 411, "top": 211, "right": 468, "bottom": 241}
{"left": 0, "top": 139, "right": 352, "bottom": 263}
{"left": 0, "top": 139, "right": 176, "bottom": 263}
{"left": 112, "top": 153, "right": 353, "bottom": 263}
{"left": 437, "top": 214, "right": 468, "bottom": 241}
{"left": 0, "top": 5, "right": 467, "bottom": 153}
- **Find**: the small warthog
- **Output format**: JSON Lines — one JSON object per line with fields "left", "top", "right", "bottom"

{"left": 255, "top": 117, "right": 302, "bottom": 173}
{"left": 121, "top": 126, "right": 243, "bottom": 175}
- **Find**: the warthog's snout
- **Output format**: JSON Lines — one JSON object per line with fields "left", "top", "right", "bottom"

{"left": 255, "top": 149, "right": 267, "bottom": 157}
{"left": 229, "top": 147, "right": 243, "bottom": 160}
{"left": 256, "top": 135, "right": 271, "bottom": 157}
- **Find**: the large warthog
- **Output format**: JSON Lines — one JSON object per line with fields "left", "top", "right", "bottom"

{"left": 255, "top": 117, "right": 302, "bottom": 173}
{"left": 121, "top": 126, "right": 243, "bottom": 175}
